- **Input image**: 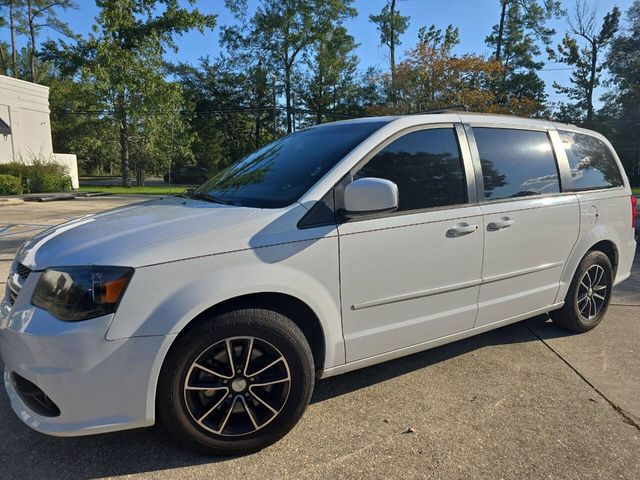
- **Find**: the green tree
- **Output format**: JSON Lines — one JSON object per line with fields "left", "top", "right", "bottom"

{"left": 75, "top": 0, "right": 216, "bottom": 185}
{"left": 369, "top": 0, "right": 409, "bottom": 101}
{"left": 552, "top": 1, "right": 620, "bottom": 123}
{"left": 0, "top": 0, "right": 23, "bottom": 77}
{"left": 174, "top": 57, "right": 270, "bottom": 175}
{"left": 224, "top": 0, "right": 356, "bottom": 133}
{"left": 602, "top": 0, "right": 640, "bottom": 181}
{"left": 301, "top": 24, "right": 359, "bottom": 124}
{"left": 0, "top": 16, "right": 9, "bottom": 74}
{"left": 17, "top": 0, "right": 78, "bottom": 82}
{"left": 486, "top": 0, "right": 562, "bottom": 110}
{"left": 392, "top": 25, "right": 537, "bottom": 115}
{"left": 490, "top": 0, "right": 561, "bottom": 64}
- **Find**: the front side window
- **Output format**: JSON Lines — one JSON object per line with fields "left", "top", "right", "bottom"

{"left": 354, "top": 128, "right": 467, "bottom": 212}
{"left": 474, "top": 128, "right": 560, "bottom": 200}
{"left": 193, "top": 120, "right": 390, "bottom": 208}
{"left": 558, "top": 131, "right": 623, "bottom": 190}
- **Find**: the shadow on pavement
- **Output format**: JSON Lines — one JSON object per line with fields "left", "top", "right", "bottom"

{"left": 0, "top": 314, "right": 577, "bottom": 479}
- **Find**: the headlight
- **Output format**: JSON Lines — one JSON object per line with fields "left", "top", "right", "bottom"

{"left": 32, "top": 266, "right": 133, "bottom": 321}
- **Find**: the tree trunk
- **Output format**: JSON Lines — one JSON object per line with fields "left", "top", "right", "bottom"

{"left": 10, "top": 0, "right": 17, "bottom": 78}
{"left": 254, "top": 113, "right": 260, "bottom": 149}
{"left": 496, "top": 0, "right": 508, "bottom": 62}
{"left": 135, "top": 163, "right": 144, "bottom": 187}
{"left": 272, "top": 78, "right": 277, "bottom": 137}
{"left": 28, "top": 0, "right": 37, "bottom": 82}
{"left": 390, "top": 0, "right": 397, "bottom": 103}
{"left": 586, "top": 42, "right": 598, "bottom": 123}
{"left": 0, "top": 43, "right": 6, "bottom": 74}
{"left": 118, "top": 102, "right": 131, "bottom": 187}
{"left": 285, "top": 63, "right": 292, "bottom": 133}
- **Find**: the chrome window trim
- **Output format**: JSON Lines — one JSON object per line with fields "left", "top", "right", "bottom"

{"left": 336, "top": 123, "right": 472, "bottom": 221}
{"left": 466, "top": 125, "right": 565, "bottom": 204}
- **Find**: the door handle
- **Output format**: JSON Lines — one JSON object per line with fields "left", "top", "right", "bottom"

{"left": 447, "top": 223, "right": 479, "bottom": 237}
{"left": 487, "top": 217, "right": 515, "bottom": 231}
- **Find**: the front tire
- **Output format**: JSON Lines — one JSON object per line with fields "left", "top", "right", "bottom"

{"left": 158, "top": 308, "right": 315, "bottom": 456}
{"left": 551, "top": 250, "right": 613, "bottom": 333}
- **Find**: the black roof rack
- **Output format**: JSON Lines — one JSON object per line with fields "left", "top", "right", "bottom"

{"left": 408, "top": 105, "right": 470, "bottom": 115}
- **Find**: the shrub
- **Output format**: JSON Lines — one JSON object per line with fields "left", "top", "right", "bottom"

{"left": 0, "top": 157, "right": 71, "bottom": 193}
{"left": 29, "top": 173, "right": 72, "bottom": 193}
{"left": 0, "top": 174, "right": 23, "bottom": 195}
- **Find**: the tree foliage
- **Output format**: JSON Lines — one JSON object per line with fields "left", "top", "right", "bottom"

{"left": 552, "top": 1, "right": 620, "bottom": 123}
{"left": 486, "top": 0, "right": 563, "bottom": 112}
{"left": 19, "top": 0, "right": 78, "bottom": 82}
{"left": 57, "top": 0, "right": 216, "bottom": 185}
{"left": 369, "top": 0, "right": 409, "bottom": 98}
{"left": 1, "top": 0, "right": 638, "bottom": 187}
{"left": 223, "top": 0, "right": 356, "bottom": 133}
{"left": 601, "top": 0, "right": 640, "bottom": 180}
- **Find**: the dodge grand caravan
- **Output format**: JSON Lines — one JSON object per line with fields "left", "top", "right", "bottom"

{"left": 1, "top": 113, "right": 636, "bottom": 455}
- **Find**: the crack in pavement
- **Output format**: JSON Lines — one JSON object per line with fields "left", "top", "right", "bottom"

{"left": 524, "top": 324, "right": 640, "bottom": 431}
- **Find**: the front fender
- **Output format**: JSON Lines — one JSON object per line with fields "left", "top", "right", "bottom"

{"left": 107, "top": 236, "right": 344, "bottom": 370}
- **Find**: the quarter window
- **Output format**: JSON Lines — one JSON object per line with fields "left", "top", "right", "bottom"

{"left": 558, "top": 131, "right": 623, "bottom": 190}
{"left": 473, "top": 128, "right": 560, "bottom": 200}
{"left": 354, "top": 128, "right": 467, "bottom": 212}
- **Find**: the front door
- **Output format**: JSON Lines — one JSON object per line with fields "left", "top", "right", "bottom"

{"left": 337, "top": 125, "right": 484, "bottom": 362}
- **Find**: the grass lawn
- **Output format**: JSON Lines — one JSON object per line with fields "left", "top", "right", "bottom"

{"left": 633, "top": 187, "right": 639, "bottom": 195}
{"left": 77, "top": 185, "right": 195, "bottom": 195}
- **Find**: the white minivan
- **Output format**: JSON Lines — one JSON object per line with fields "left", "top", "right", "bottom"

{"left": 1, "top": 113, "right": 636, "bottom": 455}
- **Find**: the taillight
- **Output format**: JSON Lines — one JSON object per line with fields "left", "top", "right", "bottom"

{"left": 632, "top": 195, "right": 637, "bottom": 230}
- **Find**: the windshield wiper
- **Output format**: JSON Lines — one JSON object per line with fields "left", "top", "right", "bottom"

{"left": 188, "top": 192, "right": 235, "bottom": 205}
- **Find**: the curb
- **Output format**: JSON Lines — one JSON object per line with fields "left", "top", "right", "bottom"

{"left": 0, "top": 197, "right": 24, "bottom": 207}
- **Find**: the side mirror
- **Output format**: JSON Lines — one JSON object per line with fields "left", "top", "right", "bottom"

{"left": 341, "top": 177, "right": 399, "bottom": 218}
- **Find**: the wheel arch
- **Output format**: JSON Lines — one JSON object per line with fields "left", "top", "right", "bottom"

{"left": 589, "top": 239, "right": 618, "bottom": 276}
{"left": 556, "top": 234, "right": 620, "bottom": 303}
{"left": 173, "top": 291, "right": 327, "bottom": 374}
{"left": 145, "top": 291, "right": 330, "bottom": 426}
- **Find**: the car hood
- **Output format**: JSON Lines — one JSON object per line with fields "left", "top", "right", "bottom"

{"left": 16, "top": 196, "right": 305, "bottom": 269}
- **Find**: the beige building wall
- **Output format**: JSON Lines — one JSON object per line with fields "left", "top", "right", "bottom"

{"left": 0, "top": 75, "right": 53, "bottom": 162}
{"left": 0, "top": 74, "right": 78, "bottom": 188}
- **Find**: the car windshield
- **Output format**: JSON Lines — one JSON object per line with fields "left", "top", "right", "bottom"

{"left": 192, "top": 120, "right": 390, "bottom": 208}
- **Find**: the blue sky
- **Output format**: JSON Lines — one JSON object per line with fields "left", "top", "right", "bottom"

{"left": 9, "top": 0, "right": 636, "bottom": 106}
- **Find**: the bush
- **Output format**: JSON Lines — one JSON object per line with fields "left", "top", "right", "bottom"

{"left": 0, "top": 174, "right": 23, "bottom": 195}
{"left": 30, "top": 173, "right": 72, "bottom": 193}
{"left": 0, "top": 157, "right": 71, "bottom": 193}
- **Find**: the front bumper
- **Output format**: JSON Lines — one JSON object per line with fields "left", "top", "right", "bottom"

{"left": 0, "top": 275, "right": 174, "bottom": 437}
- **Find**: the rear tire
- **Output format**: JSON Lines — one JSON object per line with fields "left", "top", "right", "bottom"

{"left": 551, "top": 251, "right": 613, "bottom": 333}
{"left": 158, "top": 308, "right": 315, "bottom": 456}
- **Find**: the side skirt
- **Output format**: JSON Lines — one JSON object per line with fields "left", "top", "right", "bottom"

{"left": 320, "top": 302, "right": 564, "bottom": 379}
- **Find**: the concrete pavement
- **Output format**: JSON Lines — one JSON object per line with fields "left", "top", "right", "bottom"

{"left": 0, "top": 197, "right": 638, "bottom": 480}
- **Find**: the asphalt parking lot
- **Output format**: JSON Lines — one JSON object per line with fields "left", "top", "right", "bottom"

{"left": 1, "top": 196, "right": 639, "bottom": 480}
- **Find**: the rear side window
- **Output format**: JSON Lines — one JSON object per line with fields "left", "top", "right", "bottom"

{"left": 473, "top": 128, "right": 560, "bottom": 200}
{"left": 354, "top": 128, "right": 467, "bottom": 212}
{"left": 558, "top": 131, "right": 623, "bottom": 190}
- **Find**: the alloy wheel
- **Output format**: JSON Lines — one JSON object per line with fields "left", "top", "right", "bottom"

{"left": 577, "top": 264, "right": 608, "bottom": 322}
{"left": 183, "top": 336, "right": 291, "bottom": 437}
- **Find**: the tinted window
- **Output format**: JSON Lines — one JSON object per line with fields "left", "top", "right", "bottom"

{"left": 558, "top": 131, "right": 623, "bottom": 190}
{"left": 194, "top": 120, "right": 390, "bottom": 208}
{"left": 354, "top": 128, "right": 466, "bottom": 212}
{"left": 474, "top": 128, "right": 560, "bottom": 200}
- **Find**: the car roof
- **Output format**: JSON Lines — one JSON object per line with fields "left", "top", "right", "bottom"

{"left": 321, "top": 111, "right": 605, "bottom": 137}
